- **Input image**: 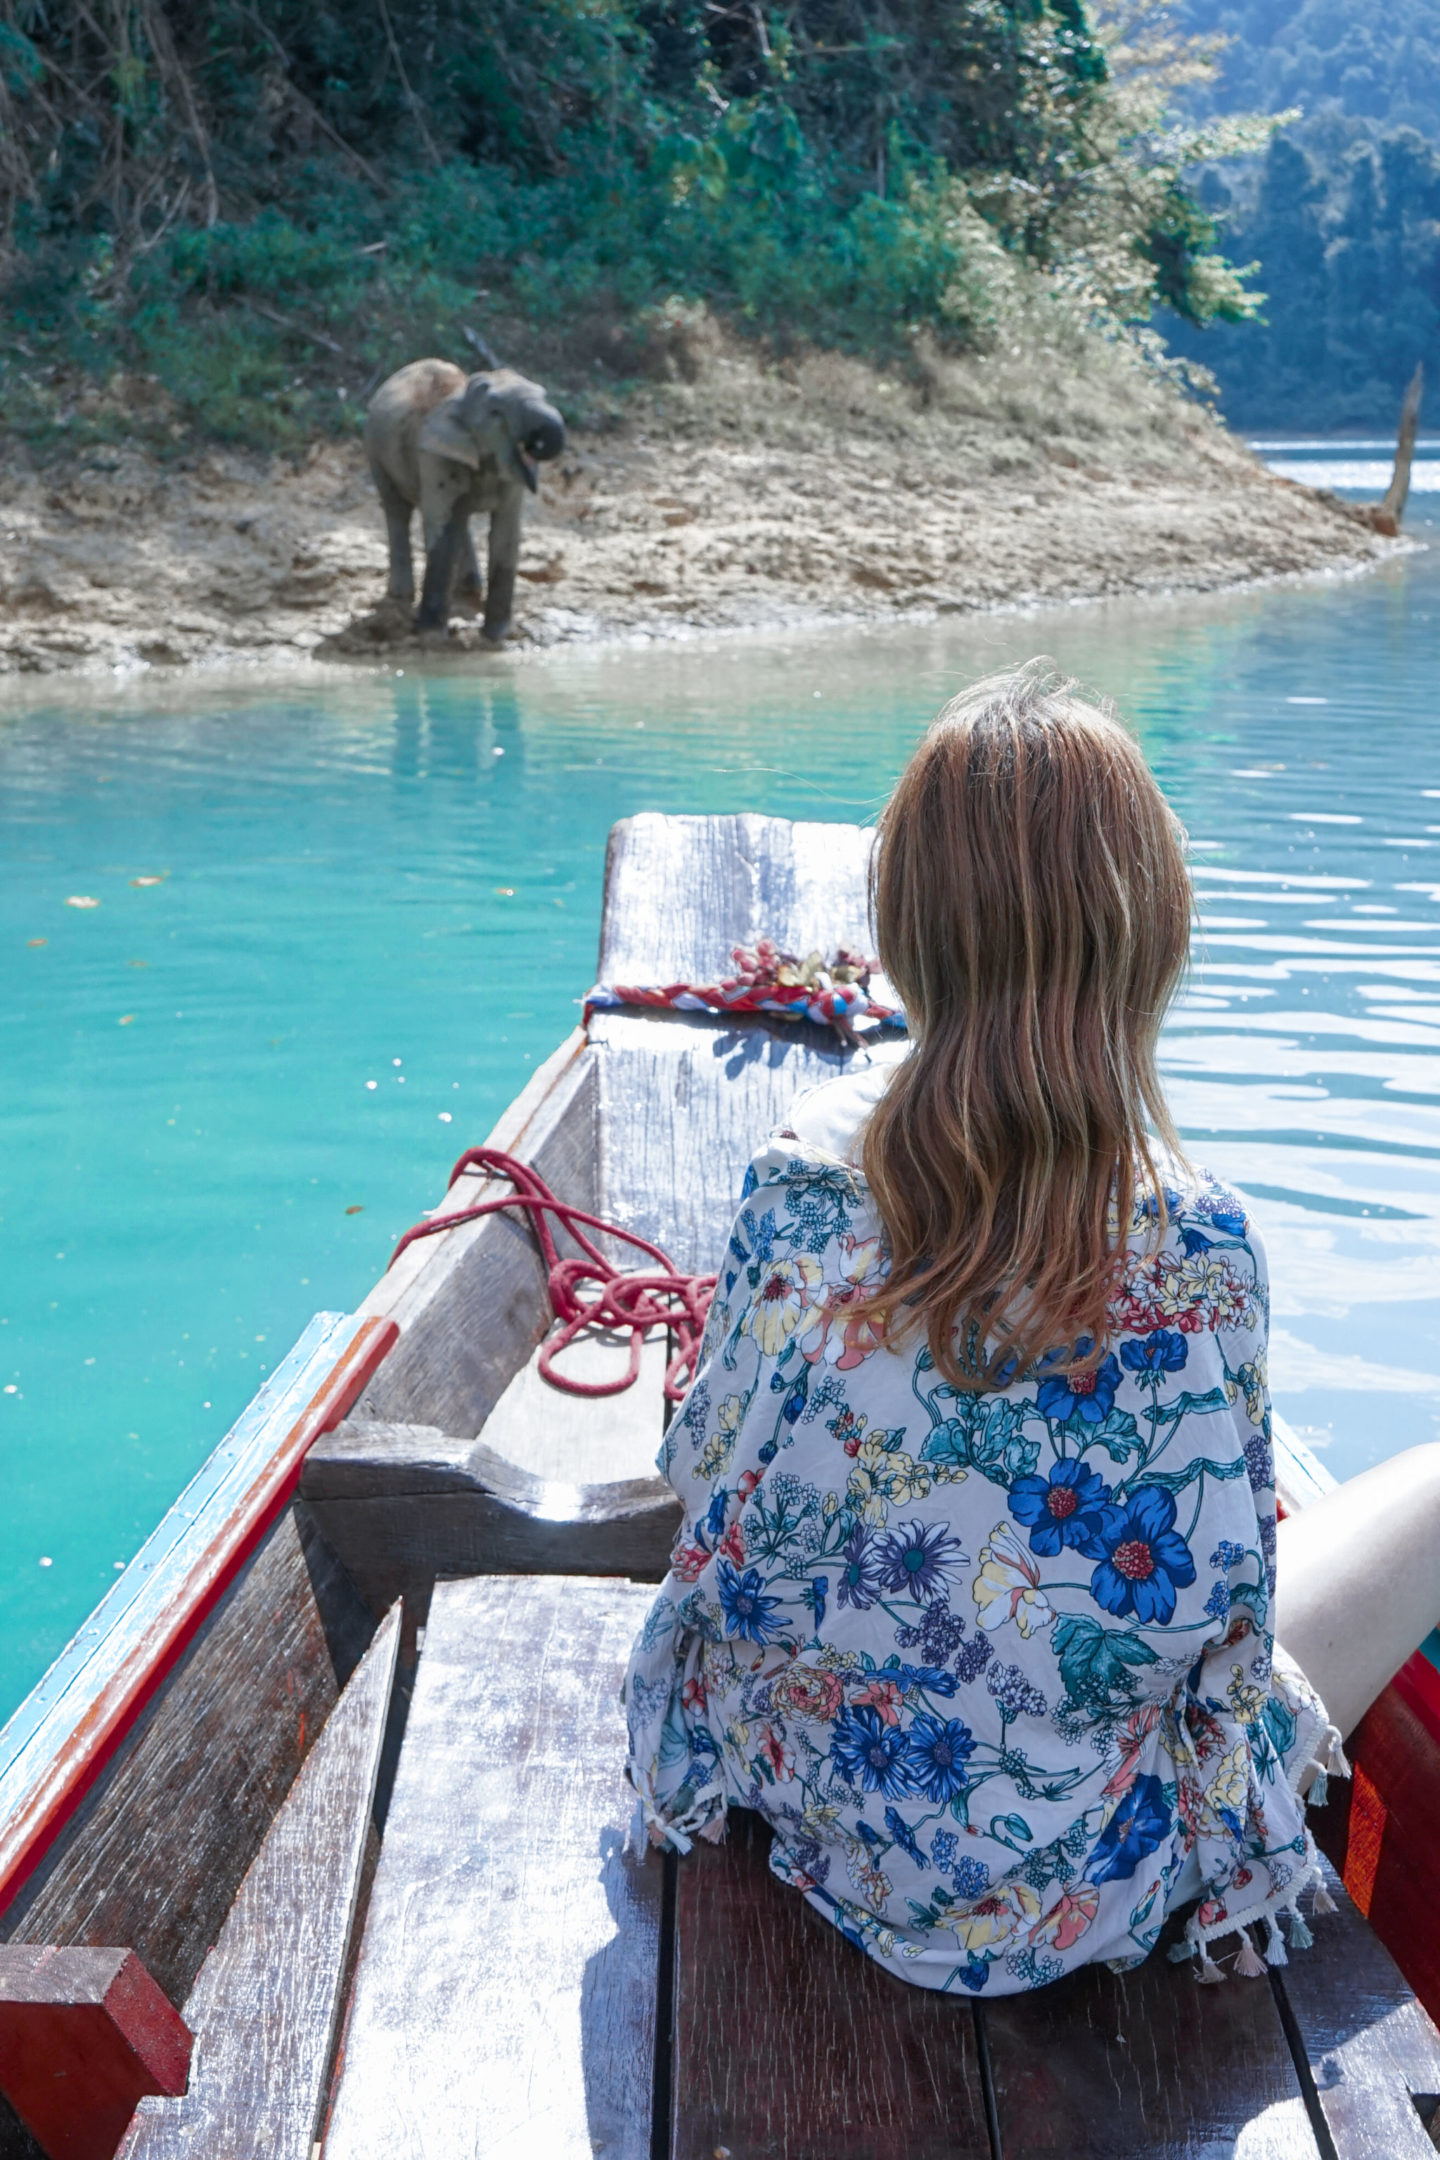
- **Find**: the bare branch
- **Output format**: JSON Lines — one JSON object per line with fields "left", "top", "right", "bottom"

{"left": 374, "top": 0, "right": 441, "bottom": 168}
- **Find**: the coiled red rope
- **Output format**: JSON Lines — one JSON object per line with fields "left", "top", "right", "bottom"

{"left": 389, "top": 1147, "right": 716, "bottom": 1401}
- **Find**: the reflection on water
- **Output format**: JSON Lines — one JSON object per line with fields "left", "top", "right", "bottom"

{"left": 1, "top": 516, "right": 1438, "bottom": 1713}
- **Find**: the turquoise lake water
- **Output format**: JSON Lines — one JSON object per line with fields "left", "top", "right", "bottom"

{"left": 4, "top": 494, "right": 1440, "bottom": 1722}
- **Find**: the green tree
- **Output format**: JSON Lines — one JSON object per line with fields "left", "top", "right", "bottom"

{"left": 0, "top": 0, "right": 1267, "bottom": 446}
{"left": 1167, "top": 0, "right": 1440, "bottom": 425}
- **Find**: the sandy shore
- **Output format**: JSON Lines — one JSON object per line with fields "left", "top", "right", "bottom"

{"left": 0, "top": 338, "right": 1401, "bottom": 677}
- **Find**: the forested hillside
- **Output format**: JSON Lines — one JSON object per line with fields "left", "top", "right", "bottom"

{"left": 0, "top": 0, "right": 1262, "bottom": 451}
{"left": 1168, "top": 0, "right": 1440, "bottom": 428}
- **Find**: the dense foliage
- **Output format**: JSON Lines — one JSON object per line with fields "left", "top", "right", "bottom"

{"left": 1166, "top": 0, "right": 1440, "bottom": 427}
{"left": 0, "top": 0, "right": 1262, "bottom": 448}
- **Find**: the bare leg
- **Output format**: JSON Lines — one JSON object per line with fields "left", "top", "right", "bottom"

{"left": 1275, "top": 1441, "right": 1440, "bottom": 1738}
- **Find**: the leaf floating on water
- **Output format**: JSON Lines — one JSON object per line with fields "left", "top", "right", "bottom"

{"left": 345, "top": 1204, "right": 365, "bottom": 1215}
{"left": 66, "top": 895, "right": 99, "bottom": 909}
{"left": 130, "top": 874, "right": 167, "bottom": 887}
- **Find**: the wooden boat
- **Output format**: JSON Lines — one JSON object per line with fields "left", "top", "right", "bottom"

{"left": 3, "top": 812, "right": 1440, "bottom": 2160}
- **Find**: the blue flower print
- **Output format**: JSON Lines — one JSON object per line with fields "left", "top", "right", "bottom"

{"left": 716, "top": 1558, "right": 786, "bottom": 1643}
{"left": 1243, "top": 1430, "right": 1273, "bottom": 1497}
{"left": 679, "top": 1382, "right": 711, "bottom": 1438}
{"left": 1198, "top": 1189, "right": 1248, "bottom": 1238}
{"left": 876, "top": 1520, "right": 966, "bottom": 1602}
{"left": 623, "top": 1141, "right": 1324, "bottom": 2001}
{"left": 894, "top": 1599, "right": 966, "bottom": 1663}
{"left": 954, "top": 1855, "right": 991, "bottom": 1899}
{"left": 906, "top": 1714, "right": 976, "bottom": 1802}
{"left": 1084, "top": 1773, "right": 1172, "bottom": 1885}
{"left": 1010, "top": 1459, "right": 1119, "bottom": 1559}
{"left": 836, "top": 1525, "right": 885, "bottom": 1611}
{"left": 1120, "top": 1329, "right": 1188, "bottom": 1377}
{"left": 1007, "top": 1946, "right": 1065, "bottom": 1989}
{"left": 896, "top": 1663, "right": 960, "bottom": 1699}
{"left": 1036, "top": 1347, "right": 1121, "bottom": 1426}
{"left": 953, "top": 1633, "right": 994, "bottom": 1684}
{"left": 885, "top": 1806, "right": 929, "bottom": 1866}
{"left": 830, "top": 1707, "right": 914, "bottom": 1797}
{"left": 702, "top": 1487, "right": 730, "bottom": 1542}
{"left": 986, "top": 1662, "right": 1048, "bottom": 1720}
{"left": 1090, "top": 1486, "right": 1197, "bottom": 1626}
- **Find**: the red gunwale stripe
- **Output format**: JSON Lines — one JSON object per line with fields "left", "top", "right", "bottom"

{"left": 0, "top": 1315, "right": 397, "bottom": 1918}
{"left": 1391, "top": 1647, "right": 1440, "bottom": 1752}
{"left": 1343, "top": 1762, "right": 1388, "bottom": 1918}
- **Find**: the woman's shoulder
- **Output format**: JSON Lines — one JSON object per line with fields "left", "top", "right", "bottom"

{"left": 1113, "top": 1163, "right": 1267, "bottom": 1339}
{"left": 1134, "top": 1163, "right": 1261, "bottom": 1254}
{"left": 772, "top": 1058, "right": 902, "bottom": 1168}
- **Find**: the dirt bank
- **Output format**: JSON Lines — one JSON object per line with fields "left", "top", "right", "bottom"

{"left": 0, "top": 335, "right": 1401, "bottom": 676}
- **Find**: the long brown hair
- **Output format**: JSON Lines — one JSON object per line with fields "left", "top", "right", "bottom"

{"left": 857, "top": 662, "right": 1191, "bottom": 1387}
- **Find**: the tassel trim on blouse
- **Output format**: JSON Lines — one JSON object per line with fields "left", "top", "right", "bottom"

{"left": 625, "top": 1784, "right": 728, "bottom": 1859}
{"left": 1169, "top": 1719, "right": 1351, "bottom": 1982}
{"left": 1169, "top": 1867, "right": 1328, "bottom": 1982}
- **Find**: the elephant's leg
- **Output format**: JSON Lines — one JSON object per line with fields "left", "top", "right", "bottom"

{"left": 417, "top": 494, "right": 469, "bottom": 631}
{"left": 371, "top": 463, "right": 415, "bottom": 602}
{"left": 482, "top": 492, "right": 523, "bottom": 643}
{"left": 454, "top": 526, "right": 484, "bottom": 612}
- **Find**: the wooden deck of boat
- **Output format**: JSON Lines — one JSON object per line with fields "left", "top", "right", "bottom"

{"left": 6, "top": 812, "right": 1440, "bottom": 2159}
{"left": 317, "top": 1572, "right": 1440, "bottom": 2160}
{"left": 305, "top": 816, "right": 1440, "bottom": 2159}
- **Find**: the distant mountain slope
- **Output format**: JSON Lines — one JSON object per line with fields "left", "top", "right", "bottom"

{"left": 1182, "top": 0, "right": 1440, "bottom": 135}
{"left": 1166, "top": 0, "right": 1440, "bottom": 428}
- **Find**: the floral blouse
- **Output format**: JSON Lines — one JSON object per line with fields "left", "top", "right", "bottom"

{"left": 624, "top": 1070, "right": 1337, "bottom": 1994}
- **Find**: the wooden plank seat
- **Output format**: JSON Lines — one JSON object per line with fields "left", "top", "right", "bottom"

{"left": 319, "top": 1575, "right": 1440, "bottom": 2160}
{"left": 118, "top": 1603, "right": 401, "bottom": 2160}
{"left": 321, "top": 1575, "right": 662, "bottom": 2160}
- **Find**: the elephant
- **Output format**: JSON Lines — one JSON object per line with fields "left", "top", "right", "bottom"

{"left": 364, "top": 359, "right": 566, "bottom": 640}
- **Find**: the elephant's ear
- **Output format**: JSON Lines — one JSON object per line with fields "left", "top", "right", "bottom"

{"left": 418, "top": 398, "right": 481, "bottom": 468}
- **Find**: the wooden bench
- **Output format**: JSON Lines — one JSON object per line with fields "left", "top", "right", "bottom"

{"left": 117, "top": 1604, "right": 400, "bottom": 2160}
{"left": 320, "top": 1574, "right": 1440, "bottom": 2160}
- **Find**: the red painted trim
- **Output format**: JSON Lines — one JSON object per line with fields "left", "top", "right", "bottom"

{"left": 0, "top": 1317, "right": 397, "bottom": 1919}
{"left": 0, "top": 1944, "right": 193, "bottom": 2160}
{"left": 1343, "top": 1762, "right": 1387, "bottom": 1917}
{"left": 0, "top": 1948, "right": 193, "bottom": 2160}
{"left": 1390, "top": 1647, "right": 1440, "bottom": 1753}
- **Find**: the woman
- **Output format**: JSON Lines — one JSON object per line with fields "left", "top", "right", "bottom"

{"left": 624, "top": 664, "right": 1436, "bottom": 1993}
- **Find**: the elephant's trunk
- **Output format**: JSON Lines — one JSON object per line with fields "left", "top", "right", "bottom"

{"left": 517, "top": 410, "right": 566, "bottom": 491}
